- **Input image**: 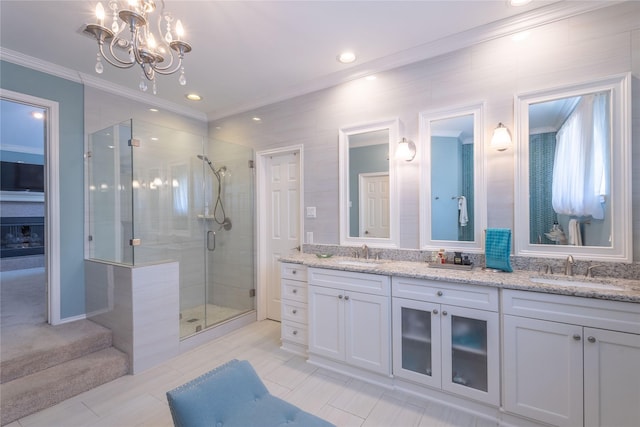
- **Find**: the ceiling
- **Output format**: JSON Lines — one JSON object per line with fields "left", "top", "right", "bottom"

{"left": 0, "top": 1, "right": 612, "bottom": 121}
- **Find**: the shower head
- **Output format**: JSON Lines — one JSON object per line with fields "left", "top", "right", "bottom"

{"left": 196, "top": 154, "right": 212, "bottom": 165}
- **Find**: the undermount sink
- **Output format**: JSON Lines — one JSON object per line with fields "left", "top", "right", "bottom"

{"left": 336, "top": 260, "right": 380, "bottom": 268}
{"left": 530, "top": 277, "right": 624, "bottom": 291}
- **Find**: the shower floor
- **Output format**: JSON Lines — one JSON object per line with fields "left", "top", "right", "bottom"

{"left": 179, "top": 304, "right": 247, "bottom": 338}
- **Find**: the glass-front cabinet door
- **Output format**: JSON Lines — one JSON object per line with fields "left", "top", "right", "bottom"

{"left": 392, "top": 298, "right": 499, "bottom": 406}
{"left": 441, "top": 305, "right": 499, "bottom": 405}
{"left": 392, "top": 298, "right": 441, "bottom": 389}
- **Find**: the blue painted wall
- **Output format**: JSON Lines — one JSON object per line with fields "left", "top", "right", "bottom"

{"left": 1, "top": 60, "right": 86, "bottom": 319}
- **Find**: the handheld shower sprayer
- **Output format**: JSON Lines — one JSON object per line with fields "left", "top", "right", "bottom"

{"left": 197, "top": 154, "right": 232, "bottom": 230}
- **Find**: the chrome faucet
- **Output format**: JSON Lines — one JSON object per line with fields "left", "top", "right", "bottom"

{"left": 564, "top": 255, "right": 574, "bottom": 276}
{"left": 361, "top": 244, "right": 369, "bottom": 260}
{"left": 585, "top": 263, "right": 604, "bottom": 278}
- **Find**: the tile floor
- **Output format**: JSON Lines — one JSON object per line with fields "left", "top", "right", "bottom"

{"left": 8, "top": 320, "right": 498, "bottom": 427}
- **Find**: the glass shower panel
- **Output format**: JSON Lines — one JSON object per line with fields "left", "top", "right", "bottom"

{"left": 203, "top": 139, "right": 255, "bottom": 329}
{"left": 87, "top": 120, "right": 133, "bottom": 264}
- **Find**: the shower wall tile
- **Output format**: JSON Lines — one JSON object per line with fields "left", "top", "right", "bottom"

{"left": 131, "top": 261, "right": 180, "bottom": 373}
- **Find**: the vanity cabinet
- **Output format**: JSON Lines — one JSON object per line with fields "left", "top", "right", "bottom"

{"left": 308, "top": 267, "right": 391, "bottom": 376}
{"left": 392, "top": 277, "right": 500, "bottom": 406}
{"left": 280, "top": 263, "right": 308, "bottom": 356}
{"left": 502, "top": 290, "right": 640, "bottom": 427}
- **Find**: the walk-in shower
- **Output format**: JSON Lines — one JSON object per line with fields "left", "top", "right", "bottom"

{"left": 86, "top": 119, "right": 255, "bottom": 340}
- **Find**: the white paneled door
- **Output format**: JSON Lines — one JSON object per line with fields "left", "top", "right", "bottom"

{"left": 358, "top": 173, "right": 389, "bottom": 238}
{"left": 266, "top": 151, "right": 300, "bottom": 321}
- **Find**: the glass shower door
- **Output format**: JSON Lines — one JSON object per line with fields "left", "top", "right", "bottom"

{"left": 203, "top": 138, "right": 255, "bottom": 329}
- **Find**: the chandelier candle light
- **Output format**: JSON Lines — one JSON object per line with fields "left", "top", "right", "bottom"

{"left": 85, "top": 0, "right": 192, "bottom": 94}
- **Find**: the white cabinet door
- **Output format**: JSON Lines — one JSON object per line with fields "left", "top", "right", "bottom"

{"left": 441, "top": 305, "right": 499, "bottom": 406}
{"left": 308, "top": 285, "right": 344, "bottom": 361}
{"left": 345, "top": 291, "right": 391, "bottom": 375}
{"left": 392, "top": 297, "right": 442, "bottom": 388}
{"left": 584, "top": 328, "right": 640, "bottom": 427}
{"left": 503, "top": 315, "right": 583, "bottom": 427}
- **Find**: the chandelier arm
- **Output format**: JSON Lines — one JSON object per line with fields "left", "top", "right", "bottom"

{"left": 152, "top": 56, "right": 184, "bottom": 76}
{"left": 99, "top": 42, "right": 136, "bottom": 69}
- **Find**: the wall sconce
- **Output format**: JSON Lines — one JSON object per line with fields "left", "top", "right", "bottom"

{"left": 395, "top": 138, "right": 416, "bottom": 161}
{"left": 490, "top": 123, "right": 512, "bottom": 151}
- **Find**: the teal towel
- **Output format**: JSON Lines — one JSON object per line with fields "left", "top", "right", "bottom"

{"left": 485, "top": 228, "right": 512, "bottom": 272}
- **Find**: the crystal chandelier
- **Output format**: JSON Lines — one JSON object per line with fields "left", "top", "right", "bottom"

{"left": 84, "top": 0, "right": 192, "bottom": 94}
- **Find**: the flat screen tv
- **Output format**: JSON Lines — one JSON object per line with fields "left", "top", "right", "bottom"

{"left": 1, "top": 161, "right": 45, "bottom": 192}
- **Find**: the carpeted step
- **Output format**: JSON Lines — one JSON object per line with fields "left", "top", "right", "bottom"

{"left": 0, "top": 346, "right": 129, "bottom": 425}
{"left": 0, "top": 320, "right": 113, "bottom": 384}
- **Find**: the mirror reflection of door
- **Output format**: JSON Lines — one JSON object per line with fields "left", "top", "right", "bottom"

{"left": 358, "top": 172, "right": 389, "bottom": 238}
{"left": 348, "top": 129, "right": 389, "bottom": 238}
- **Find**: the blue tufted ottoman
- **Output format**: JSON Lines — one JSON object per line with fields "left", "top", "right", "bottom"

{"left": 166, "top": 359, "right": 335, "bottom": 427}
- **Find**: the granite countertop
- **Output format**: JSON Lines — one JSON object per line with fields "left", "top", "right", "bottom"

{"left": 280, "top": 253, "right": 640, "bottom": 304}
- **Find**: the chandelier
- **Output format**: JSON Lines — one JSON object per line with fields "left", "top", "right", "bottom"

{"left": 84, "top": 0, "right": 192, "bottom": 94}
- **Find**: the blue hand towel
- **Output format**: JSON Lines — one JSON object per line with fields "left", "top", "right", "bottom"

{"left": 485, "top": 228, "right": 512, "bottom": 272}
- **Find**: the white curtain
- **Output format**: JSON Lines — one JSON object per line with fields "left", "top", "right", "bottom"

{"left": 552, "top": 93, "right": 609, "bottom": 220}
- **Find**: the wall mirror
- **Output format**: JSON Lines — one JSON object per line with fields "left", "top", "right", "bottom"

{"left": 419, "top": 104, "right": 486, "bottom": 253}
{"left": 339, "top": 118, "right": 399, "bottom": 248}
{"left": 514, "top": 73, "right": 631, "bottom": 262}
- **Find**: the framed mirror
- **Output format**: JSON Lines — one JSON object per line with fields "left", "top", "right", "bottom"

{"left": 339, "top": 118, "right": 399, "bottom": 248}
{"left": 514, "top": 73, "right": 631, "bottom": 262}
{"left": 419, "top": 103, "right": 486, "bottom": 253}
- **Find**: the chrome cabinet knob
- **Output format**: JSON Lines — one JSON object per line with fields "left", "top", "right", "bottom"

{"left": 292, "top": 289, "right": 297, "bottom": 294}
{"left": 442, "top": 310, "right": 448, "bottom": 316}
{"left": 588, "top": 336, "right": 596, "bottom": 343}
{"left": 338, "top": 295, "right": 343, "bottom": 299}
{"left": 433, "top": 309, "right": 439, "bottom": 315}
{"left": 437, "top": 291, "right": 443, "bottom": 296}
{"left": 292, "top": 270, "right": 297, "bottom": 274}
{"left": 573, "top": 334, "right": 581, "bottom": 341}
{"left": 344, "top": 295, "right": 350, "bottom": 300}
{"left": 292, "top": 309, "right": 297, "bottom": 314}
{"left": 293, "top": 330, "right": 298, "bottom": 335}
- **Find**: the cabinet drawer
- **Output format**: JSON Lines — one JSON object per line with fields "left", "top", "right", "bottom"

{"left": 281, "top": 263, "right": 307, "bottom": 281}
{"left": 502, "top": 289, "right": 640, "bottom": 334}
{"left": 392, "top": 276, "right": 498, "bottom": 312}
{"left": 282, "top": 279, "right": 307, "bottom": 302}
{"left": 308, "top": 267, "right": 390, "bottom": 296}
{"left": 281, "top": 321, "right": 307, "bottom": 345}
{"left": 282, "top": 299, "right": 308, "bottom": 324}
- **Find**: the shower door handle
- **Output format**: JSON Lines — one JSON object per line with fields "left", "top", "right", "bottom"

{"left": 207, "top": 231, "right": 216, "bottom": 251}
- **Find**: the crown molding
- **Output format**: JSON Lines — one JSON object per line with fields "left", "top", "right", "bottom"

{"left": 1, "top": 47, "right": 207, "bottom": 122}
{"left": 208, "top": 0, "right": 623, "bottom": 121}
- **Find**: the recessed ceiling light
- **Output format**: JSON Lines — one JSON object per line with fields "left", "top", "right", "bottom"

{"left": 510, "top": 0, "right": 532, "bottom": 6}
{"left": 337, "top": 51, "right": 356, "bottom": 64}
{"left": 252, "top": 117, "right": 261, "bottom": 122}
{"left": 186, "top": 93, "right": 202, "bottom": 101}
{"left": 365, "top": 75, "right": 377, "bottom": 81}
{"left": 31, "top": 111, "right": 44, "bottom": 119}
{"left": 151, "top": 137, "right": 159, "bottom": 141}
{"left": 149, "top": 108, "right": 159, "bottom": 112}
